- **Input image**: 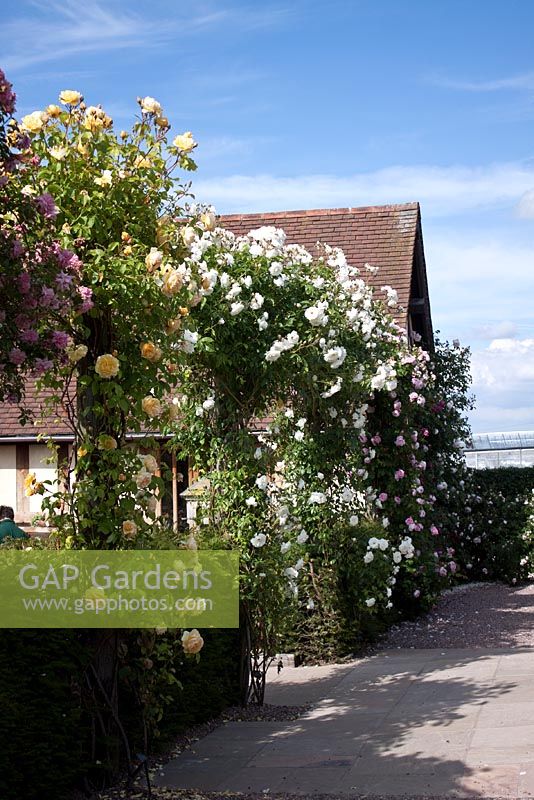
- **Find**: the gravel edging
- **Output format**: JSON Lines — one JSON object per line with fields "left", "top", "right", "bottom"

{"left": 375, "top": 580, "right": 534, "bottom": 650}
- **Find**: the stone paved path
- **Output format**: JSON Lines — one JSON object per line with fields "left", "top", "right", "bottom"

{"left": 155, "top": 645, "right": 534, "bottom": 797}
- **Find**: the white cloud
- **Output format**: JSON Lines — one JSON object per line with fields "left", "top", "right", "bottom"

{"left": 473, "top": 322, "right": 518, "bottom": 340}
{"left": 516, "top": 190, "right": 534, "bottom": 219}
{"left": 4, "top": 1, "right": 290, "bottom": 72}
{"left": 469, "top": 338, "right": 534, "bottom": 432}
{"left": 196, "top": 162, "right": 534, "bottom": 217}
{"left": 471, "top": 338, "right": 534, "bottom": 389}
{"left": 429, "top": 72, "right": 534, "bottom": 92}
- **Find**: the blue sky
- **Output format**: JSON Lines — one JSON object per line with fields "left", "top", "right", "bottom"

{"left": 4, "top": 0, "right": 534, "bottom": 433}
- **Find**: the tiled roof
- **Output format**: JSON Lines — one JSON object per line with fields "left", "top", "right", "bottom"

{"left": 219, "top": 203, "right": 421, "bottom": 324}
{"left": 0, "top": 379, "right": 73, "bottom": 439}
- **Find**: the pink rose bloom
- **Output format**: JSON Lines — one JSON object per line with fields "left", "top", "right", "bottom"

{"left": 9, "top": 347, "right": 26, "bottom": 365}
{"left": 413, "top": 589, "right": 421, "bottom": 599}
{"left": 394, "top": 469, "right": 405, "bottom": 481}
{"left": 438, "top": 566, "right": 447, "bottom": 577}
{"left": 395, "top": 435, "right": 405, "bottom": 447}
{"left": 371, "top": 434, "right": 381, "bottom": 445}
{"left": 358, "top": 433, "right": 367, "bottom": 444}
{"left": 378, "top": 492, "right": 388, "bottom": 502}
{"left": 394, "top": 496, "right": 401, "bottom": 504}
{"left": 412, "top": 377, "right": 424, "bottom": 390}
{"left": 409, "top": 392, "right": 418, "bottom": 403}
{"left": 430, "top": 525, "right": 439, "bottom": 536}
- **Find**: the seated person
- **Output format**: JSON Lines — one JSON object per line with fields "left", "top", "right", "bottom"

{"left": 0, "top": 505, "right": 29, "bottom": 542}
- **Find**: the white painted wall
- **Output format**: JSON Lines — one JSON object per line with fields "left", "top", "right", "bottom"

{"left": 29, "top": 444, "right": 58, "bottom": 514}
{"left": 0, "top": 445, "right": 17, "bottom": 514}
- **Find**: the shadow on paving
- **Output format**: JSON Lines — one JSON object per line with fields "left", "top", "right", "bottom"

{"left": 154, "top": 647, "right": 534, "bottom": 797}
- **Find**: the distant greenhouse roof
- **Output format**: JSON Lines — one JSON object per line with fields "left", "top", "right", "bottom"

{"left": 466, "top": 431, "right": 534, "bottom": 452}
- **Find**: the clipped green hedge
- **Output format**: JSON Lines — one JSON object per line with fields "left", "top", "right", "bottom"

{"left": 454, "top": 466, "right": 534, "bottom": 584}
{"left": 0, "top": 629, "right": 240, "bottom": 800}
{"left": 0, "top": 630, "right": 90, "bottom": 800}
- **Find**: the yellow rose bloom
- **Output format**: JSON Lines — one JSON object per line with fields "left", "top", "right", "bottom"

{"left": 21, "top": 111, "right": 47, "bottom": 133}
{"left": 97, "top": 435, "right": 118, "bottom": 451}
{"left": 200, "top": 211, "right": 216, "bottom": 231}
{"left": 181, "top": 226, "right": 197, "bottom": 246}
{"left": 181, "top": 629, "right": 204, "bottom": 655}
{"left": 173, "top": 131, "right": 196, "bottom": 152}
{"left": 166, "top": 318, "right": 181, "bottom": 334}
{"left": 46, "top": 104, "right": 62, "bottom": 118}
{"left": 139, "top": 96, "right": 162, "bottom": 115}
{"left": 49, "top": 146, "right": 68, "bottom": 161}
{"left": 77, "top": 446, "right": 88, "bottom": 458}
{"left": 122, "top": 520, "right": 138, "bottom": 539}
{"left": 140, "top": 342, "right": 162, "bottom": 362}
{"left": 168, "top": 403, "right": 180, "bottom": 421}
{"left": 94, "top": 170, "right": 113, "bottom": 187}
{"left": 59, "top": 90, "right": 83, "bottom": 105}
{"left": 85, "top": 586, "right": 106, "bottom": 605}
{"left": 67, "top": 344, "right": 88, "bottom": 363}
{"left": 142, "top": 396, "right": 162, "bottom": 418}
{"left": 141, "top": 454, "right": 159, "bottom": 474}
{"left": 84, "top": 105, "right": 112, "bottom": 132}
{"left": 95, "top": 353, "right": 120, "bottom": 379}
{"left": 76, "top": 140, "right": 90, "bottom": 157}
{"left": 145, "top": 247, "right": 163, "bottom": 272}
{"left": 162, "top": 270, "right": 183, "bottom": 296}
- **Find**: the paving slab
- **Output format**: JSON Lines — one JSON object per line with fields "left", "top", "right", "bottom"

{"left": 154, "top": 646, "right": 534, "bottom": 796}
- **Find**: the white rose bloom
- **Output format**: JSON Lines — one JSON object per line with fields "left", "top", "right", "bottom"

{"left": 304, "top": 303, "right": 328, "bottom": 327}
{"left": 378, "top": 538, "right": 389, "bottom": 551}
{"left": 254, "top": 447, "right": 263, "bottom": 460}
{"left": 181, "top": 329, "right": 199, "bottom": 354}
{"left": 195, "top": 406, "right": 204, "bottom": 417}
{"left": 368, "top": 537, "right": 380, "bottom": 549}
{"left": 294, "top": 558, "right": 305, "bottom": 571}
{"left": 245, "top": 496, "right": 258, "bottom": 507}
{"left": 296, "top": 417, "right": 307, "bottom": 428}
{"left": 349, "top": 515, "right": 359, "bottom": 526}
{"left": 242, "top": 275, "right": 253, "bottom": 288}
{"left": 340, "top": 487, "right": 354, "bottom": 503}
{"left": 365, "top": 598, "right": 376, "bottom": 608}
{"left": 297, "top": 530, "right": 309, "bottom": 545}
{"left": 285, "top": 566, "right": 298, "bottom": 579}
{"left": 321, "top": 378, "right": 343, "bottom": 398}
{"left": 308, "top": 491, "right": 327, "bottom": 504}
{"left": 255, "top": 475, "right": 268, "bottom": 490}
{"left": 225, "top": 282, "right": 242, "bottom": 300}
{"left": 393, "top": 551, "right": 402, "bottom": 564}
{"left": 250, "top": 533, "right": 267, "bottom": 548}
{"left": 294, "top": 430, "right": 304, "bottom": 442}
{"left": 363, "top": 551, "right": 374, "bottom": 564}
{"left": 202, "top": 396, "right": 215, "bottom": 410}
{"left": 306, "top": 598, "right": 315, "bottom": 610}
{"left": 250, "top": 292, "right": 264, "bottom": 310}
{"left": 281, "top": 541, "right": 291, "bottom": 554}
{"left": 230, "top": 301, "right": 245, "bottom": 316}
{"left": 323, "top": 346, "right": 347, "bottom": 368}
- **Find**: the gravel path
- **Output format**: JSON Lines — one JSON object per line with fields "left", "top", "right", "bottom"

{"left": 377, "top": 581, "right": 534, "bottom": 651}
{"left": 93, "top": 582, "right": 534, "bottom": 800}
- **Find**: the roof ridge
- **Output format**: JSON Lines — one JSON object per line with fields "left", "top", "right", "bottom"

{"left": 219, "top": 202, "right": 420, "bottom": 220}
